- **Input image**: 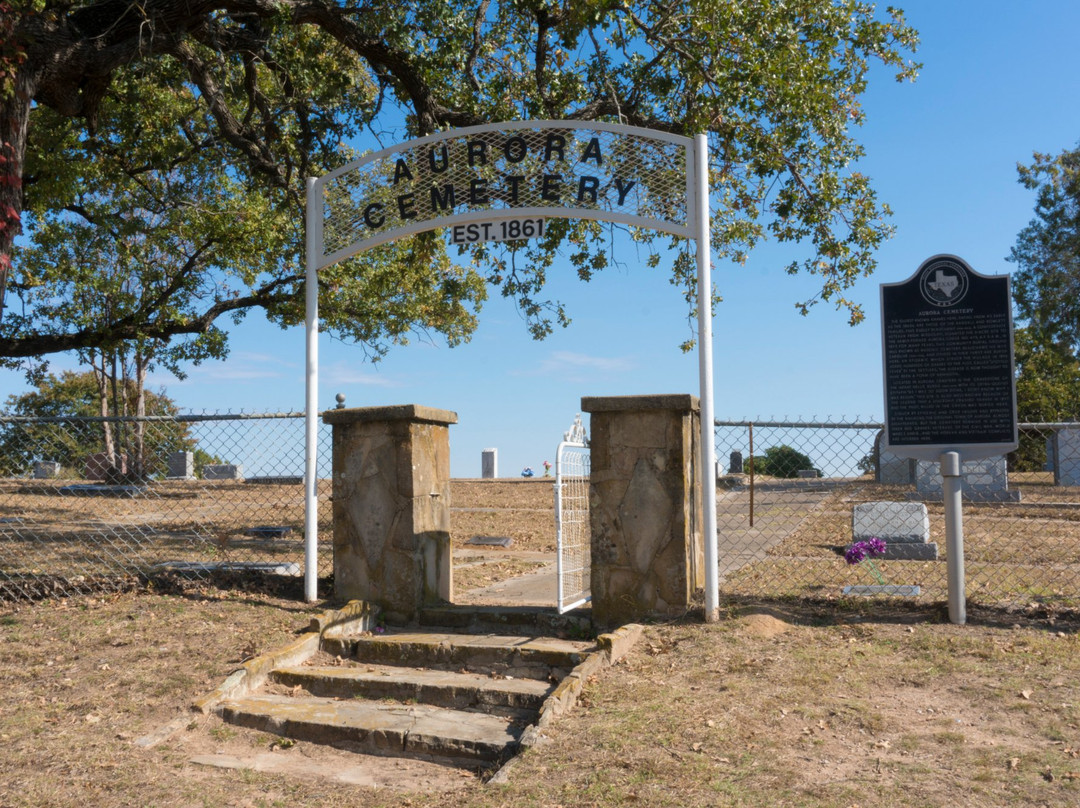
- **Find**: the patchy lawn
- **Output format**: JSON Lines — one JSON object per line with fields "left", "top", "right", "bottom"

{"left": 4, "top": 587, "right": 1080, "bottom": 807}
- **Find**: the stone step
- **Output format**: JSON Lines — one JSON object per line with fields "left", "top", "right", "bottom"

{"left": 323, "top": 631, "right": 596, "bottom": 680}
{"left": 416, "top": 604, "right": 593, "bottom": 637}
{"left": 218, "top": 693, "right": 523, "bottom": 764}
{"left": 270, "top": 663, "right": 553, "bottom": 715}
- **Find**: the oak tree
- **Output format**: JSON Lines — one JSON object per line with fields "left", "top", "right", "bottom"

{"left": 0, "top": 0, "right": 920, "bottom": 371}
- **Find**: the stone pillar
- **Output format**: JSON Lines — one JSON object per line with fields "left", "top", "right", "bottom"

{"left": 582, "top": 394, "right": 704, "bottom": 628}
{"left": 481, "top": 448, "right": 498, "bottom": 479}
{"left": 322, "top": 404, "right": 456, "bottom": 621}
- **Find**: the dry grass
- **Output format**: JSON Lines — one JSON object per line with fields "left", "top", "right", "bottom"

{"left": 720, "top": 481, "right": 1080, "bottom": 607}
{"left": 5, "top": 590, "right": 1080, "bottom": 807}
{"left": 6, "top": 477, "right": 1080, "bottom": 805}
{"left": 0, "top": 479, "right": 555, "bottom": 586}
{"left": 450, "top": 479, "right": 557, "bottom": 553}
{"left": 452, "top": 555, "right": 550, "bottom": 592}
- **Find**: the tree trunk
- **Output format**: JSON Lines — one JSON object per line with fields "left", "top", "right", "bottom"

{"left": 109, "top": 351, "right": 124, "bottom": 479}
{"left": 90, "top": 351, "right": 116, "bottom": 475}
{"left": 0, "top": 68, "right": 34, "bottom": 325}
{"left": 133, "top": 350, "right": 148, "bottom": 480}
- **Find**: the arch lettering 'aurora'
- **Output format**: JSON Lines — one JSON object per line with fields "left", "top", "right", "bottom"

{"left": 309, "top": 120, "right": 696, "bottom": 268}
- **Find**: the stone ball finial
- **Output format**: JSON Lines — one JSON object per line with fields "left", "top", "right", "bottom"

{"left": 335, "top": 393, "right": 346, "bottom": 409}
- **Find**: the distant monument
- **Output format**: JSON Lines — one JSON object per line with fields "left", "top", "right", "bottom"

{"left": 481, "top": 448, "right": 497, "bottom": 479}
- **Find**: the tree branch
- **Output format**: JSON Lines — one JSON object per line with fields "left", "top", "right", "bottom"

{"left": 0, "top": 272, "right": 298, "bottom": 358}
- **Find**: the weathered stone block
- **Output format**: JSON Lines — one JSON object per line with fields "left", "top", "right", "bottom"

{"left": 204, "top": 463, "right": 243, "bottom": 481}
{"left": 582, "top": 395, "right": 703, "bottom": 628}
{"left": 32, "top": 461, "right": 61, "bottom": 479}
{"left": 323, "top": 405, "right": 456, "bottom": 620}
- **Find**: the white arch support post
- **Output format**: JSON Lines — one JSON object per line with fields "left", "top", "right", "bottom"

{"left": 303, "top": 121, "right": 719, "bottom": 614}
{"left": 694, "top": 133, "right": 719, "bottom": 622}
{"left": 304, "top": 177, "right": 320, "bottom": 603}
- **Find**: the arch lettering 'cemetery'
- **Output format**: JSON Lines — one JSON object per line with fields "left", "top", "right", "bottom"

{"left": 312, "top": 121, "right": 694, "bottom": 267}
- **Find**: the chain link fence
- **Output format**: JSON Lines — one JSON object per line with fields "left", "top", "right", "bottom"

{"left": 0, "top": 412, "right": 333, "bottom": 603}
{"left": 714, "top": 419, "right": 1080, "bottom": 610}
{"left": 8, "top": 409, "right": 1079, "bottom": 613}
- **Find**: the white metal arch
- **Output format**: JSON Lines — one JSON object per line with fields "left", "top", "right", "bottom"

{"left": 302, "top": 120, "right": 719, "bottom": 621}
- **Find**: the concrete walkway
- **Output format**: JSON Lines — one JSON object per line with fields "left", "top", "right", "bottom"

{"left": 453, "top": 549, "right": 558, "bottom": 607}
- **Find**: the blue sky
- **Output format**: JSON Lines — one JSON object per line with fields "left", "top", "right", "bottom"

{"left": 5, "top": 1, "right": 1080, "bottom": 478}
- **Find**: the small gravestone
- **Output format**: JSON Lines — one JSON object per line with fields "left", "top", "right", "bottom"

{"left": 915, "top": 456, "right": 1018, "bottom": 501}
{"left": 203, "top": 463, "right": 243, "bottom": 481}
{"left": 481, "top": 448, "right": 498, "bottom": 479}
{"left": 1053, "top": 429, "right": 1080, "bottom": 486}
{"left": 167, "top": 451, "right": 194, "bottom": 480}
{"left": 850, "top": 501, "right": 938, "bottom": 560}
{"left": 244, "top": 525, "right": 293, "bottom": 539}
{"left": 32, "top": 461, "right": 61, "bottom": 479}
{"left": 464, "top": 536, "right": 513, "bottom": 548}
{"left": 729, "top": 451, "right": 743, "bottom": 474}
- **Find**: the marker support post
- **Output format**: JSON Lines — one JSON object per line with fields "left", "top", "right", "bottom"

{"left": 941, "top": 451, "right": 966, "bottom": 625}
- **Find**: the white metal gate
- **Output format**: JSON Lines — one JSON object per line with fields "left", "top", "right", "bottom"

{"left": 554, "top": 416, "right": 590, "bottom": 613}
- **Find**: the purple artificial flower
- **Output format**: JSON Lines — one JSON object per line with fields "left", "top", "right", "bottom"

{"left": 845, "top": 537, "right": 888, "bottom": 565}
{"left": 844, "top": 543, "right": 867, "bottom": 565}
{"left": 864, "top": 537, "right": 887, "bottom": 557}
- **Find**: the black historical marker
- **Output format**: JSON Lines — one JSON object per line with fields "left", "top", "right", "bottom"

{"left": 881, "top": 254, "right": 1017, "bottom": 460}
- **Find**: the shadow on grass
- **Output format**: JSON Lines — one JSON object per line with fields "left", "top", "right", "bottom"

{"left": 654, "top": 592, "right": 1080, "bottom": 634}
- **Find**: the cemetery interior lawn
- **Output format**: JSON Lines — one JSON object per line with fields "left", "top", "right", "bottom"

{"left": 4, "top": 478, "right": 1080, "bottom": 806}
